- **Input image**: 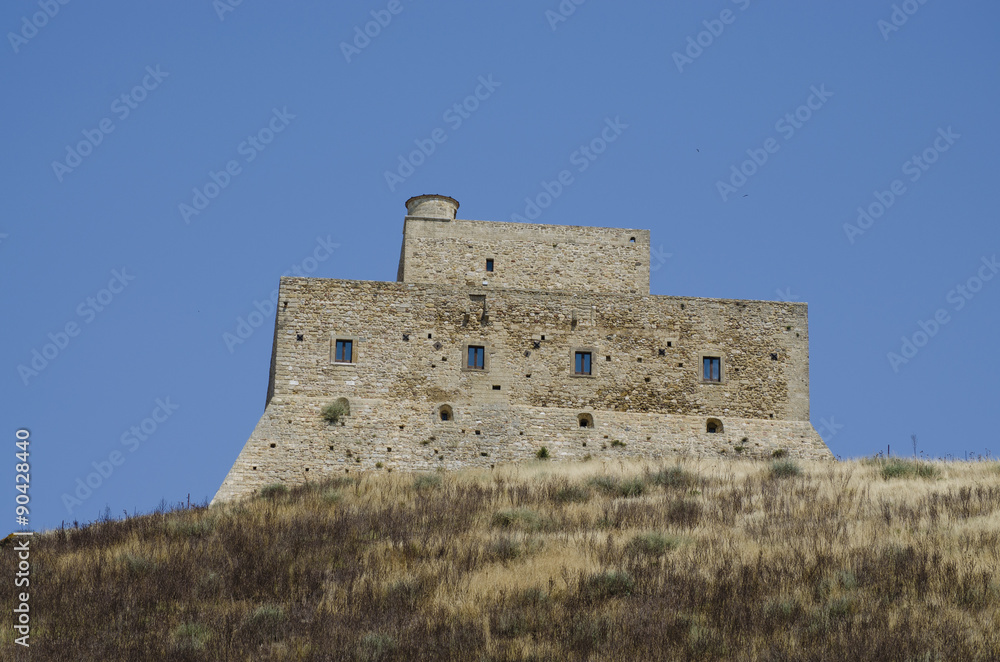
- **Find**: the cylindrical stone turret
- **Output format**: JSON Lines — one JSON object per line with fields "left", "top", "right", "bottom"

{"left": 405, "top": 194, "right": 459, "bottom": 220}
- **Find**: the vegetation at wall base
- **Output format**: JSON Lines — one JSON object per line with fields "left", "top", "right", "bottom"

{"left": 4, "top": 457, "right": 1000, "bottom": 660}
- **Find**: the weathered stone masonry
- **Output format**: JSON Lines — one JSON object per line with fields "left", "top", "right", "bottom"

{"left": 214, "top": 195, "right": 832, "bottom": 503}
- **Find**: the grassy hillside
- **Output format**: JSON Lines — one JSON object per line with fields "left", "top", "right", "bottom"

{"left": 4, "top": 457, "right": 1000, "bottom": 661}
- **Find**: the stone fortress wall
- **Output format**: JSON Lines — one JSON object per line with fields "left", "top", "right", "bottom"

{"left": 214, "top": 195, "right": 832, "bottom": 503}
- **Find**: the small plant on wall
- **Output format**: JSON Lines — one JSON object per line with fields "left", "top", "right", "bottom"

{"left": 321, "top": 398, "right": 350, "bottom": 424}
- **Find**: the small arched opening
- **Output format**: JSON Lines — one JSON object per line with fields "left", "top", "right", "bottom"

{"left": 438, "top": 404, "right": 454, "bottom": 422}
{"left": 578, "top": 413, "right": 594, "bottom": 428}
{"left": 706, "top": 418, "right": 723, "bottom": 434}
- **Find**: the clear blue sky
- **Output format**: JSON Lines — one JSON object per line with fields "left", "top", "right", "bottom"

{"left": 3, "top": 1, "right": 998, "bottom": 531}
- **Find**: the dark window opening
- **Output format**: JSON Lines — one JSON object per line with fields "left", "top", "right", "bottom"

{"left": 486, "top": 259, "right": 494, "bottom": 272}
{"left": 402, "top": 334, "right": 409, "bottom": 341}
{"left": 629, "top": 237, "right": 636, "bottom": 243}
{"left": 703, "top": 356, "right": 721, "bottom": 382}
{"left": 335, "top": 339, "right": 353, "bottom": 363}
{"left": 606, "top": 355, "right": 611, "bottom": 361}
{"left": 492, "top": 385, "right": 501, "bottom": 390}
{"left": 578, "top": 413, "right": 594, "bottom": 428}
{"left": 533, "top": 341, "right": 541, "bottom": 349}
{"left": 659, "top": 349, "right": 666, "bottom": 356}
{"left": 296, "top": 334, "right": 304, "bottom": 341}
{"left": 575, "top": 351, "right": 592, "bottom": 375}
{"left": 706, "top": 418, "right": 724, "bottom": 434}
{"left": 771, "top": 353, "right": 778, "bottom": 360}
{"left": 428, "top": 333, "right": 432, "bottom": 339}
{"left": 541, "top": 335, "right": 545, "bottom": 340}
{"left": 667, "top": 341, "right": 672, "bottom": 347}
{"left": 467, "top": 345, "right": 485, "bottom": 369}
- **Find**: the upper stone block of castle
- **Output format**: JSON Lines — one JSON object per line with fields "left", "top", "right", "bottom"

{"left": 398, "top": 194, "right": 651, "bottom": 294}
{"left": 214, "top": 195, "right": 832, "bottom": 503}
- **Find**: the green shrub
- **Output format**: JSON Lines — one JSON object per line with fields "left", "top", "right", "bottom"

{"left": 492, "top": 508, "right": 541, "bottom": 530}
{"left": 485, "top": 536, "right": 523, "bottom": 562}
{"left": 618, "top": 477, "right": 646, "bottom": 497}
{"left": 550, "top": 483, "right": 592, "bottom": 504}
{"left": 412, "top": 474, "right": 442, "bottom": 490}
{"left": 653, "top": 466, "right": 696, "bottom": 489}
{"left": 610, "top": 439, "right": 626, "bottom": 447}
{"left": 583, "top": 570, "right": 634, "bottom": 598}
{"left": 321, "top": 398, "right": 350, "bottom": 423}
{"left": 590, "top": 475, "right": 645, "bottom": 498}
{"left": 258, "top": 483, "right": 288, "bottom": 500}
{"left": 589, "top": 475, "right": 620, "bottom": 494}
{"left": 170, "top": 623, "right": 211, "bottom": 654}
{"left": 242, "top": 604, "right": 286, "bottom": 643}
{"left": 770, "top": 460, "right": 801, "bottom": 479}
{"left": 165, "top": 517, "right": 214, "bottom": 538}
{"left": 628, "top": 532, "right": 683, "bottom": 556}
{"left": 772, "top": 448, "right": 788, "bottom": 459}
{"left": 356, "top": 632, "right": 397, "bottom": 662}
{"left": 536, "top": 446, "right": 550, "bottom": 459}
{"left": 879, "top": 458, "right": 940, "bottom": 480}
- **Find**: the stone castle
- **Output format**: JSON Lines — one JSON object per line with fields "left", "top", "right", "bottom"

{"left": 213, "top": 195, "right": 832, "bottom": 503}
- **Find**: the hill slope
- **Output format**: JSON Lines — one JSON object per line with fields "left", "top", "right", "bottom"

{"left": 4, "top": 457, "right": 1000, "bottom": 660}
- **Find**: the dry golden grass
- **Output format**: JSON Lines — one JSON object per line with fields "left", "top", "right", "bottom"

{"left": 4, "top": 457, "right": 1000, "bottom": 660}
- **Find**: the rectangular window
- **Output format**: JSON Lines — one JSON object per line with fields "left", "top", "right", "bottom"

{"left": 575, "top": 351, "right": 592, "bottom": 375}
{"left": 467, "top": 345, "right": 485, "bottom": 370}
{"left": 335, "top": 339, "right": 353, "bottom": 363}
{"left": 703, "top": 356, "right": 721, "bottom": 382}
{"left": 486, "top": 259, "right": 494, "bottom": 272}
